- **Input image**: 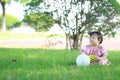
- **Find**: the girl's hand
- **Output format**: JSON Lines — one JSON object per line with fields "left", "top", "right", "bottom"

{"left": 94, "top": 56, "right": 100, "bottom": 62}
{"left": 96, "top": 55, "right": 106, "bottom": 60}
{"left": 96, "top": 56, "right": 100, "bottom": 60}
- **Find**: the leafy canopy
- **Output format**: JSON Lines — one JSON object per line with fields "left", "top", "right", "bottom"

{"left": 23, "top": 13, "right": 54, "bottom": 31}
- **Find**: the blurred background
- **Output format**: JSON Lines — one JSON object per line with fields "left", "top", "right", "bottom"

{"left": 0, "top": 0, "right": 120, "bottom": 50}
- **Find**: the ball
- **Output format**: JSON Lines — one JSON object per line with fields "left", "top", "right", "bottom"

{"left": 76, "top": 54, "right": 90, "bottom": 66}
{"left": 89, "top": 55, "right": 96, "bottom": 62}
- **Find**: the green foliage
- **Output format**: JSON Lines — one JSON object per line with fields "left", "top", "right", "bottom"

{"left": 25, "top": 0, "right": 120, "bottom": 34}
{"left": 26, "top": 0, "right": 43, "bottom": 7}
{"left": 14, "top": 0, "right": 30, "bottom": 5}
{"left": 0, "top": 48, "right": 120, "bottom": 80}
{"left": 110, "top": 0, "right": 120, "bottom": 14}
{"left": 0, "top": 0, "right": 9, "bottom": 3}
{"left": 20, "top": 0, "right": 29, "bottom": 4}
{"left": 0, "top": 0, "right": 29, "bottom": 32}
{"left": 24, "top": 0, "right": 120, "bottom": 49}
{"left": 0, "top": 14, "right": 21, "bottom": 29}
{"left": 23, "top": 13, "right": 54, "bottom": 31}
{"left": 0, "top": 0, "right": 29, "bottom": 4}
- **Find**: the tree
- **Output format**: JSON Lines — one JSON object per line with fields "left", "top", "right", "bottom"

{"left": 110, "top": 0, "right": 120, "bottom": 14}
{"left": 0, "top": 14, "right": 21, "bottom": 29}
{"left": 25, "top": 0, "right": 120, "bottom": 50}
{"left": 0, "top": 0, "right": 28, "bottom": 32}
{"left": 23, "top": 13, "right": 54, "bottom": 31}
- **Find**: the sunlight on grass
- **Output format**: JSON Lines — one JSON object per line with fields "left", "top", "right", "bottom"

{"left": 26, "top": 54, "right": 36, "bottom": 59}
{"left": 0, "top": 48, "right": 120, "bottom": 80}
{"left": 0, "top": 32, "right": 65, "bottom": 40}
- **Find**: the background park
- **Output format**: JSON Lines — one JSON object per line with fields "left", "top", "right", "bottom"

{"left": 0, "top": 0, "right": 120, "bottom": 80}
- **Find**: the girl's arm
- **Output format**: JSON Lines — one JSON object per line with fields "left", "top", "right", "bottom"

{"left": 96, "top": 55, "right": 106, "bottom": 60}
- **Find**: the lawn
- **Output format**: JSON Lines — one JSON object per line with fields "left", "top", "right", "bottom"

{"left": 0, "top": 32, "right": 65, "bottom": 40}
{"left": 0, "top": 32, "right": 66, "bottom": 48}
{"left": 0, "top": 48, "right": 120, "bottom": 80}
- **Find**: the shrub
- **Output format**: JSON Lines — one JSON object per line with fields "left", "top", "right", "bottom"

{"left": 0, "top": 14, "right": 21, "bottom": 29}
{"left": 23, "top": 13, "right": 54, "bottom": 31}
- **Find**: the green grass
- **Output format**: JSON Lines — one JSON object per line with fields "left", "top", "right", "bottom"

{"left": 0, "top": 48, "right": 120, "bottom": 80}
{"left": 0, "top": 32, "right": 65, "bottom": 40}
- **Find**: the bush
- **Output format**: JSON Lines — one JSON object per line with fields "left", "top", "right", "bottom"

{"left": 0, "top": 14, "right": 21, "bottom": 29}
{"left": 23, "top": 13, "right": 54, "bottom": 32}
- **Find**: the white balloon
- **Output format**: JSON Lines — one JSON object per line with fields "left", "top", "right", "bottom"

{"left": 76, "top": 54, "right": 90, "bottom": 66}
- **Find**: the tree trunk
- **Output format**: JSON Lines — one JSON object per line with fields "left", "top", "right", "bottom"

{"left": 65, "top": 34, "right": 69, "bottom": 49}
{"left": 1, "top": 1, "right": 6, "bottom": 32}
{"left": 72, "top": 34, "right": 79, "bottom": 50}
{"left": 69, "top": 33, "right": 84, "bottom": 50}
{"left": 78, "top": 33, "right": 84, "bottom": 49}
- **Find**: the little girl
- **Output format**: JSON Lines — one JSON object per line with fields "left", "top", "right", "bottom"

{"left": 81, "top": 31, "right": 110, "bottom": 65}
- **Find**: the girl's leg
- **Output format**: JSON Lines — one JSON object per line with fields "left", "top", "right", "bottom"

{"left": 99, "top": 59, "right": 111, "bottom": 65}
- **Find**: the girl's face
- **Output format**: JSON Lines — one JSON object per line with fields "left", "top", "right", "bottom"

{"left": 89, "top": 34, "right": 100, "bottom": 46}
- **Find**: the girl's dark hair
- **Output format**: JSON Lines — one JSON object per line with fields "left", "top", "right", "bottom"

{"left": 88, "top": 31, "right": 103, "bottom": 44}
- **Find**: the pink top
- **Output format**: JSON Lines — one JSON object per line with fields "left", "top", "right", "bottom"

{"left": 81, "top": 44, "right": 107, "bottom": 57}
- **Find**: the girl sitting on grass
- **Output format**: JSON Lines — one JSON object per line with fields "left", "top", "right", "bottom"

{"left": 81, "top": 31, "right": 111, "bottom": 65}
